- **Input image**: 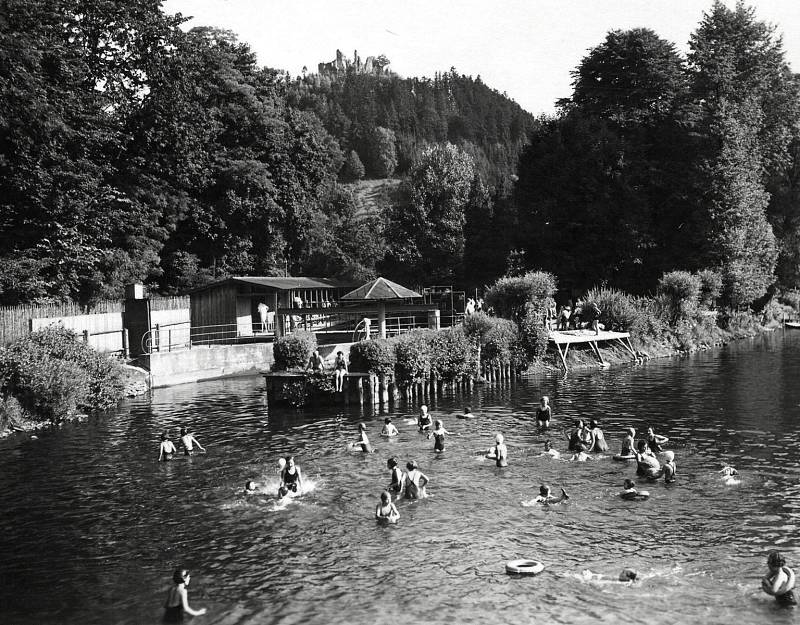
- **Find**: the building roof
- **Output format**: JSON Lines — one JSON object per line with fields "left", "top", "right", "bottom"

{"left": 189, "top": 276, "right": 353, "bottom": 294}
{"left": 341, "top": 277, "right": 422, "bottom": 301}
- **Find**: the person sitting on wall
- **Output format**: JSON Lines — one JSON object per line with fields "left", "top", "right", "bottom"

{"left": 306, "top": 349, "right": 324, "bottom": 372}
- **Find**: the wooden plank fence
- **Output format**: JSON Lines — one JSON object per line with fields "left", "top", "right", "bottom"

{"left": 0, "top": 296, "right": 190, "bottom": 348}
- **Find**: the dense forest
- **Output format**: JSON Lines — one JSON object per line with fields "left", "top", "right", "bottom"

{"left": 0, "top": 0, "right": 798, "bottom": 311}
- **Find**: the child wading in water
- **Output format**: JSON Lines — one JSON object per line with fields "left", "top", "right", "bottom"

{"left": 163, "top": 568, "right": 206, "bottom": 622}
{"left": 762, "top": 550, "right": 797, "bottom": 606}
{"left": 522, "top": 484, "right": 569, "bottom": 506}
{"left": 427, "top": 419, "right": 451, "bottom": 452}
{"left": 375, "top": 490, "right": 400, "bottom": 522}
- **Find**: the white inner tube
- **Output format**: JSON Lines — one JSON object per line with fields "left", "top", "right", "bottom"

{"left": 506, "top": 559, "right": 545, "bottom": 575}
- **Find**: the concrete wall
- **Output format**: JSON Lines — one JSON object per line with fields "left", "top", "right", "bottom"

{"left": 144, "top": 343, "right": 275, "bottom": 388}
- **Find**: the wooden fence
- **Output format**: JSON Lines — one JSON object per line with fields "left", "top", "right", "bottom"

{"left": 0, "top": 296, "right": 190, "bottom": 348}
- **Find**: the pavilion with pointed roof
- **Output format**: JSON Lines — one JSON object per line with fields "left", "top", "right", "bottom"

{"left": 341, "top": 277, "right": 423, "bottom": 339}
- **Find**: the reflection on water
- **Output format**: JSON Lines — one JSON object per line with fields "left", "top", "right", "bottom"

{"left": 2, "top": 332, "right": 800, "bottom": 624}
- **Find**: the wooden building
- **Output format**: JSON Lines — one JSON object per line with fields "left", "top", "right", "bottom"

{"left": 189, "top": 276, "right": 352, "bottom": 341}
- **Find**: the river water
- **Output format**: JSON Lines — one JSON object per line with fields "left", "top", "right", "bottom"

{"left": 2, "top": 332, "right": 800, "bottom": 625}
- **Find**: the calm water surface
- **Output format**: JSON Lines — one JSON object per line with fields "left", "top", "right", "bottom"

{"left": 2, "top": 332, "right": 800, "bottom": 625}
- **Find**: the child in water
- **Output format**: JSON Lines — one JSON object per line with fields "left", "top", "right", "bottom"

{"left": 375, "top": 490, "right": 400, "bottom": 522}
{"left": 402, "top": 461, "right": 429, "bottom": 499}
{"left": 543, "top": 440, "right": 560, "bottom": 459}
{"left": 163, "top": 568, "right": 206, "bottom": 622}
{"left": 536, "top": 396, "right": 552, "bottom": 428}
{"left": 762, "top": 550, "right": 797, "bottom": 606}
{"left": 458, "top": 406, "right": 475, "bottom": 419}
{"left": 620, "top": 427, "right": 636, "bottom": 457}
{"left": 523, "top": 484, "right": 569, "bottom": 506}
{"left": 245, "top": 480, "right": 258, "bottom": 493}
{"left": 417, "top": 405, "right": 432, "bottom": 432}
{"left": 589, "top": 419, "right": 608, "bottom": 452}
{"left": 427, "top": 419, "right": 451, "bottom": 452}
{"left": 646, "top": 427, "right": 669, "bottom": 453}
{"left": 158, "top": 432, "right": 177, "bottom": 462}
{"left": 278, "top": 456, "right": 303, "bottom": 497}
{"left": 350, "top": 422, "right": 373, "bottom": 453}
{"left": 381, "top": 417, "right": 399, "bottom": 437}
{"left": 180, "top": 426, "right": 205, "bottom": 456}
{"left": 487, "top": 433, "right": 508, "bottom": 467}
{"left": 619, "top": 479, "right": 648, "bottom": 500}
{"left": 387, "top": 457, "right": 403, "bottom": 494}
{"left": 660, "top": 450, "right": 676, "bottom": 483}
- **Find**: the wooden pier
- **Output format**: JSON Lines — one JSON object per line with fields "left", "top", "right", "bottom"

{"left": 548, "top": 329, "right": 637, "bottom": 371}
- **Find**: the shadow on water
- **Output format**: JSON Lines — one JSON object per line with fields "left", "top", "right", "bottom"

{"left": 2, "top": 332, "right": 800, "bottom": 624}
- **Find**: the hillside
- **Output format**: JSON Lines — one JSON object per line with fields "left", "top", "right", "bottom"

{"left": 349, "top": 179, "right": 403, "bottom": 221}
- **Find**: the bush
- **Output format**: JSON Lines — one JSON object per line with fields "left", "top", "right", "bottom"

{"left": 0, "top": 326, "right": 125, "bottom": 421}
{"left": 585, "top": 287, "right": 645, "bottom": 334}
{"left": 657, "top": 271, "right": 700, "bottom": 326}
{"left": 517, "top": 304, "right": 548, "bottom": 363}
{"left": 778, "top": 290, "right": 800, "bottom": 312}
{"left": 429, "top": 326, "right": 477, "bottom": 382}
{"left": 696, "top": 269, "right": 722, "bottom": 309}
{"left": 485, "top": 271, "right": 557, "bottom": 321}
{"left": 482, "top": 318, "right": 524, "bottom": 369}
{"left": 394, "top": 330, "right": 433, "bottom": 387}
{"left": 349, "top": 339, "right": 396, "bottom": 377}
{"left": 273, "top": 331, "right": 317, "bottom": 371}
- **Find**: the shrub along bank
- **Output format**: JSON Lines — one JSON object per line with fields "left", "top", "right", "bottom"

{"left": 0, "top": 326, "right": 126, "bottom": 435}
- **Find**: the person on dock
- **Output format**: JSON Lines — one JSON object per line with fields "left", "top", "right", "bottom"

{"left": 402, "top": 461, "right": 429, "bottom": 499}
{"left": 375, "top": 490, "right": 400, "bottom": 522}
{"left": 646, "top": 427, "right": 669, "bottom": 454}
{"left": 163, "top": 568, "right": 206, "bottom": 622}
{"left": 387, "top": 457, "right": 403, "bottom": 494}
{"left": 306, "top": 349, "right": 324, "bottom": 373}
{"left": 523, "top": 484, "right": 569, "bottom": 506}
{"left": 381, "top": 417, "right": 399, "bottom": 437}
{"left": 635, "top": 440, "right": 661, "bottom": 479}
{"left": 350, "top": 422, "right": 373, "bottom": 453}
{"left": 536, "top": 396, "right": 552, "bottom": 429}
{"left": 333, "top": 350, "right": 348, "bottom": 392}
{"left": 587, "top": 302, "right": 602, "bottom": 335}
{"left": 158, "top": 431, "right": 177, "bottom": 462}
{"left": 417, "top": 405, "right": 432, "bottom": 432}
{"left": 279, "top": 456, "right": 304, "bottom": 497}
{"left": 762, "top": 550, "right": 797, "bottom": 606}
{"left": 487, "top": 433, "right": 508, "bottom": 467}
{"left": 589, "top": 419, "right": 608, "bottom": 452}
{"left": 427, "top": 419, "right": 450, "bottom": 452}
{"left": 180, "top": 426, "right": 205, "bottom": 456}
{"left": 558, "top": 302, "right": 572, "bottom": 331}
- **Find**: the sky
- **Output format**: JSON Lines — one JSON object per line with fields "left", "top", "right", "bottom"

{"left": 162, "top": 0, "right": 800, "bottom": 115}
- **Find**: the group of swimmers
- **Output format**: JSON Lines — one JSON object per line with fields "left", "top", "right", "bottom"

{"left": 157, "top": 427, "right": 205, "bottom": 461}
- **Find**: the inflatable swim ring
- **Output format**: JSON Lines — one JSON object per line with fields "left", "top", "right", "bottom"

{"left": 613, "top": 454, "right": 636, "bottom": 462}
{"left": 777, "top": 567, "right": 796, "bottom": 594}
{"left": 619, "top": 490, "right": 649, "bottom": 500}
{"left": 506, "top": 559, "right": 545, "bottom": 575}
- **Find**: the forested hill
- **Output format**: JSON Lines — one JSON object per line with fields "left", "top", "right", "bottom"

{"left": 288, "top": 50, "right": 537, "bottom": 191}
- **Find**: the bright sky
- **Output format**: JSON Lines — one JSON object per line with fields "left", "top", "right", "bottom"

{"left": 163, "top": 0, "right": 800, "bottom": 115}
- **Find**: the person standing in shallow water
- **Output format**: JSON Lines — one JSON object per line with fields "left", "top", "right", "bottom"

{"left": 762, "top": 550, "right": 797, "bottom": 606}
{"left": 427, "top": 419, "right": 450, "bottom": 452}
{"left": 158, "top": 431, "right": 177, "bottom": 462}
{"left": 180, "top": 427, "right": 205, "bottom": 456}
{"left": 163, "top": 568, "right": 206, "bottom": 622}
{"left": 535, "top": 396, "right": 552, "bottom": 429}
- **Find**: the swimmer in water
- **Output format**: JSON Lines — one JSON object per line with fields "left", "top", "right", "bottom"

{"left": 567, "top": 420, "right": 584, "bottom": 452}
{"left": 660, "top": 450, "right": 676, "bottom": 483}
{"left": 387, "top": 457, "right": 403, "bottom": 494}
{"left": 523, "top": 483, "right": 569, "bottom": 506}
{"left": 458, "top": 406, "right": 475, "bottom": 419}
{"left": 427, "top": 419, "right": 451, "bottom": 452}
{"left": 620, "top": 427, "right": 636, "bottom": 457}
{"left": 418, "top": 405, "right": 432, "bottom": 432}
{"left": 536, "top": 396, "right": 552, "bottom": 429}
{"left": 719, "top": 466, "right": 740, "bottom": 485}
{"left": 646, "top": 427, "right": 669, "bottom": 453}
{"left": 180, "top": 426, "right": 205, "bottom": 456}
{"left": 163, "top": 568, "right": 206, "bottom": 622}
{"left": 402, "top": 460, "right": 429, "bottom": 499}
{"left": 158, "top": 431, "right": 177, "bottom": 462}
{"left": 570, "top": 442, "right": 592, "bottom": 462}
{"left": 245, "top": 480, "right": 258, "bottom": 493}
{"left": 375, "top": 490, "right": 400, "bottom": 522}
{"left": 762, "top": 550, "right": 797, "bottom": 606}
{"left": 589, "top": 419, "right": 608, "bottom": 452}
{"left": 278, "top": 456, "right": 303, "bottom": 497}
{"left": 619, "top": 569, "right": 638, "bottom": 582}
{"left": 487, "top": 433, "right": 508, "bottom": 467}
{"left": 381, "top": 417, "right": 399, "bottom": 437}
{"left": 635, "top": 440, "right": 661, "bottom": 478}
{"left": 543, "top": 440, "right": 560, "bottom": 459}
{"left": 619, "top": 479, "right": 648, "bottom": 500}
{"left": 351, "top": 422, "right": 373, "bottom": 453}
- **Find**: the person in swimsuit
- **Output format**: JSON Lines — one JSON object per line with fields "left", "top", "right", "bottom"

{"left": 635, "top": 440, "right": 660, "bottom": 478}
{"left": 522, "top": 484, "right": 569, "bottom": 506}
{"left": 351, "top": 422, "right": 373, "bottom": 453}
{"left": 417, "top": 405, "right": 432, "bottom": 432}
{"left": 543, "top": 440, "right": 560, "bottom": 459}
{"left": 279, "top": 456, "right": 303, "bottom": 497}
{"left": 660, "top": 450, "right": 676, "bottom": 483}
{"left": 619, "top": 479, "right": 648, "bottom": 500}
{"left": 646, "top": 427, "right": 668, "bottom": 453}
{"left": 158, "top": 432, "right": 177, "bottom": 462}
{"left": 427, "top": 420, "right": 450, "bottom": 452}
{"left": 620, "top": 427, "right": 636, "bottom": 457}
{"left": 402, "top": 460, "right": 429, "bottom": 499}
{"left": 568, "top": 420, "right": 585, "bottom": 451}
{"left": 381, "top": 417, "right": 399, "bottom": 437}
{"left": 375, "top": 490, "right": 400, "bottom": 522}
{"left": 536, "top": 396, "right": 552, "bottom": 429}
{"left": 387, "top": 457, "right": 403, "bottom": 494}
{"left": 589, "top": 419, "right": 608, "bottom": 452}
{"left": 306, "top": 349, "right": 324, "bottom": 372}
{"left": 458, "top": 406, "right": 475, "bottom": 419}
{"left": 487, "top": 433, "right": 508, "bottom": 467}
{"left": 762, "top": 550, "right": 797, "bottom": 606}
{"left": 163, "top": 568, "right": 206, "bottom": 622}
{"left": 245, "top": 480, "right": 257, "bottom": 493}
{"left": 579, "top": 421, "right": 595, "bottom": 451}
{"left": 179, "top": 427, "right": 205, "bottom": 456}
{"left": 570, "top": 442, "right": 592, "bottom": 462}
{"left": 333, "top": 350, "right": 348, "bottom": 392}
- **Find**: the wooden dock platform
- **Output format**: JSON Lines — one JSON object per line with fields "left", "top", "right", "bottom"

{"left": 548, "top": 329, "right": 636, "bottom": 370}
